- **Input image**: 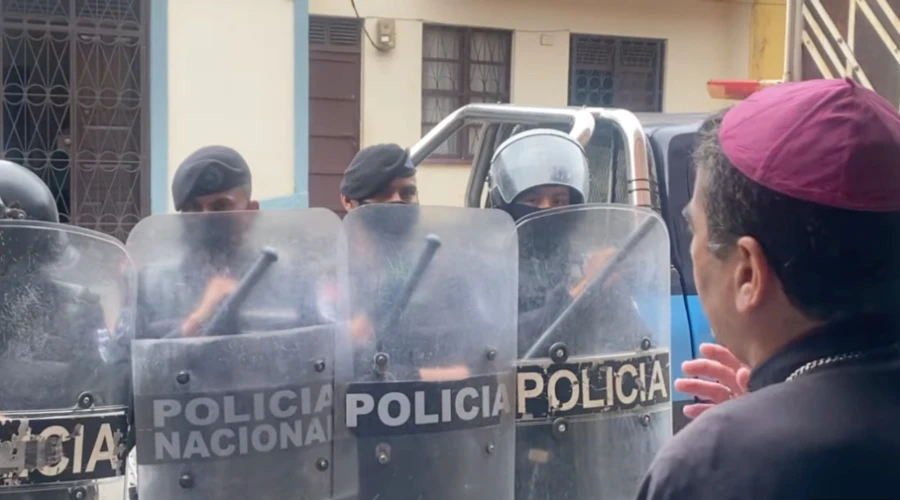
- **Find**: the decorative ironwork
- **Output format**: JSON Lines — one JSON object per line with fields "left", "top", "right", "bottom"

{"left": 422, "top": 25, "right": 511, "bottom": 159}
{"left": 569, "top": 35, "right": 665, "bottom": 112}
{"left": 0, "top": 0, "right": 148, "bottom": 240}
{"left": 796, "top": 0, "right": 900, "bottom": 106}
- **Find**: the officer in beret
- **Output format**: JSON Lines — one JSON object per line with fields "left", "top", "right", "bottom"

{"left": 128, "top": 146, "right": 320, "bottom": 497}
{"left": 172, "top": 144, "right": 259, "bottom": 214}
{"left": 135, "top": 145, "right": 271, "bottom": 342}
{"left": 340, "top": 143, "right": 418, "bottom": 212}
{"left": 637, "top": 79, "right": 900, "bottom": 499}
{"left": 339, "top": 143, "right": 419, "bottom": 344}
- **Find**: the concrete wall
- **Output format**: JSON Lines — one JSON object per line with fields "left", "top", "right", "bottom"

{"left": 749, "top": 0, "right": 787, "bottom": 80}
{"left": 161, "top": 0, "right": 296, "bottom": 212}
{"left": 152, "top": 0, "right": 753, "bottom": 211}
{"left": 310, "top": 0, "right": 753, "bottom": 207}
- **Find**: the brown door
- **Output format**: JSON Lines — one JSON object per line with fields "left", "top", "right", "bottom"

{"left": 309, "top": 16, "right": 361, "bottom": 217}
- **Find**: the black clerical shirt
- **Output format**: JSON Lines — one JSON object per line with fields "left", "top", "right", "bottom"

{"left": 636, "top": 314, "right": 900, "bottom": 500}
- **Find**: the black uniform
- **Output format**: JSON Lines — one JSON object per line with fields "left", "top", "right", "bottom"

{"left": 637, "top": 314, "right": 900, "bottom": 500}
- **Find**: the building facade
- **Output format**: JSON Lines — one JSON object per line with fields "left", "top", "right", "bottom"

{"left": 0, "top": 0, "right": 786, "bottom": 237}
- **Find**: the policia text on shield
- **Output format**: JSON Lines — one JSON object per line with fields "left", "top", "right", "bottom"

{"left": 0, "top": 160, "right": 135, "bottom": 499}
{"left": 125, "top": 205, "right": 668, "bottom": 500}
{"left": 0, "top": 159, "right": 669, "bottom": 499}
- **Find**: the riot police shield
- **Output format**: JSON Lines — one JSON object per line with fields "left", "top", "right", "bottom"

{"left": 334, "top": 204, "right": 518, "bottom": 500}
{"left": 514, "top": 204, "right": 672, "bottom": 500}
{"left": 125, "top": 209, "right": 340, "bottom": 500}
{"left": 0, "top": 221, "right": 136, "bottom": 499}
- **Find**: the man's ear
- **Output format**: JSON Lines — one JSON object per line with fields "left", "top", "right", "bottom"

{"left": 341, "top": 194, "right": 356, "bottom": 212}
{"left": 734, "top": 236, "right": 770, "bottom": 314}
{"left": 247, "top": 200, "right": 260, "bottom": 211}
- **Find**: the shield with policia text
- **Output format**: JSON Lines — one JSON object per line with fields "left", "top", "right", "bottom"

{"left": 126, "top": 209, "right": 341, "bottom": 500}
{"left": 0, "top": 221, "right": 136, "bottom": 500}
{"left": 333, "top": 204, "right": 519, "bottom": 500}
{"left": 514, "top": 204, "right": 672, "bottom": 500}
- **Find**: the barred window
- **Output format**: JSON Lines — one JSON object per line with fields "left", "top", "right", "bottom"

{"left": 569, "top": 34, "right": 665, "bottom": 111}
{"left": 422, "top": 25, "right": 512, "bottom": 159}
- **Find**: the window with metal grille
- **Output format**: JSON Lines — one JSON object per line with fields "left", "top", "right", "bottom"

{"left": 421, "top": 25, "right": 512, "bottom": 159}
{"left": 569, "top": 34, "right": 665, "bottom": 112}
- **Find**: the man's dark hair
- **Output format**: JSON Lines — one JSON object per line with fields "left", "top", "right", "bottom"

{"left": 694, "top": 109, "right": 900, "bottom": 322}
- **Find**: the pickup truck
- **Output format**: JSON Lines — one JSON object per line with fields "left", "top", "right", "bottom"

{"left": 410, "top": 104, "right": 712, "bottom": 433}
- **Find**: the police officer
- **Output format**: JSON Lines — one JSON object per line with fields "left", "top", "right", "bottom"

{"left": 129, "top": 146, "right": 313, "bottom": 498}
{"left": 490, "top": 129, "right": 657, "bottom": 500}
{"left": 340, "top": 143, "right": 419, "bottom": 212}
{"left": 339, "top": 144, "right": 423, "bottom": 348}
{"left": 0, "top": 160, "right": 109, "bottom": 394}
{"left": 488, "top": 129, "right": 608, "bottom": 344}
{"left": 0, "top": 160, "right": 127, "bottom": 499}
{"left": 137, "top": 145, "right": 263, "bottom": 338}
{"left": 637, "top": 79, "right": 900, "bottom": 500}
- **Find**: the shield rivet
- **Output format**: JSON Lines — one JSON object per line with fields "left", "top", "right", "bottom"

{"left": 374, "top": 352, "right": 390, "bottom": 369}
{"left": 176, "top": 371, "right": 190, "bottom": 384}
{"left": 551, "top": 417, "right": 569, "bottom": 439}
{"left": 178, "top": 472, "right": 193, "bottom": 488}
{"left": 315, "top": 458, "right": 329, "bottom": 471}
{"left": 485, "top": 442, "right": 495, "bottom": 454}
{"left": 314, "top": 359, "right": 326, "bottom": 372}
{"left": 640, "top": 414, "right": 652, "bottom": 426}
{"left": 549, "top": 342, "right": 568, "bottom": 364}
{"left": 70, "top": 487, "right": 86, "bottom": 499}
{"left": 640, "top": 337, "right": 652, "bottom": 350}
{"left": 76, "top": 392, "right": 94, "bottom": 409}
{"left": 485, "top": 348, "right": 497, "bottom": 361}
{"left": 375, "top": 443, "right": 392, "bottom": 464}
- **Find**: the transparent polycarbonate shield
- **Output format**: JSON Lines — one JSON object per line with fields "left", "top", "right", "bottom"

{"left": 126, "top": 209, "right": 341, "bottom": 500}
{"left": 514, "top": 204, "right": 672, "bottom": 500}
{"left": 334, "top": 204, "right": 518, "bottom": 500}
{"left": 0, "top": 221, "right": 135, "bottom": 499}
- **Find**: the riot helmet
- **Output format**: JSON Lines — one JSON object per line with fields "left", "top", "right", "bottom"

{"left": 0, "top": 161, "right": 65, "bottom": 275}
{"left": 489, "top": 128, "right": 589, "bottom": 221}
{"left": 0, "top": 159, "right": 59, "bottom": 222}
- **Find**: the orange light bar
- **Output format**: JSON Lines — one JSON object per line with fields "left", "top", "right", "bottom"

{"left": 707, "top": 79, "right": 783, "bottom": 100}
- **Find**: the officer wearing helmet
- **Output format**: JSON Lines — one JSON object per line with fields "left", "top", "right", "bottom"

{"left": 488, "top": 129, "right": 600, "bottom": 324}
{"left": 0, "top": 160, "right": 101, "bottom": 367}
{"left": 490, "top": 130, "right": 652, "bottom": 500}
{"left": 489, "top": 128, "right": 588, "bottom": 221}
{"left": 0, "top": 160, "right": 131, "bottom": 500}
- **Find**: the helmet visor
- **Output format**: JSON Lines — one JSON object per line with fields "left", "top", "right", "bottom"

{"left": 490, "top": 133, "right": 589, "bottom": 205}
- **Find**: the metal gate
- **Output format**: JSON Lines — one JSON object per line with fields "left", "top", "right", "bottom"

{"left": 790, "top": 0, "right": 900, "bottom": 107}
{"left": 0, "top": 0, "right": 149, "bottom": 240}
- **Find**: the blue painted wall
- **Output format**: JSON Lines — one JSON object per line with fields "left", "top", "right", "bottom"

{"left": 261, "top": 0, "right": 310, "bottom": 210}
{"left": 149, "top": 0, "right": 168, "bottom": 214}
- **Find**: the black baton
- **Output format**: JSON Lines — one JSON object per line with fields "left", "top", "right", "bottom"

{"left": 377, "top": 234, "right": 442, "bottom": 337}
{"left": 524, "top": 216, "right": 658, "bottom": 359}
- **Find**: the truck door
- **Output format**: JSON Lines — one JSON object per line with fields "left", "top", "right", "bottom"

{"left": 645, "top": 119, "right": 714, "bottom": 432}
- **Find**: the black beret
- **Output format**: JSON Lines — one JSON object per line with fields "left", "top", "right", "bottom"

{"left": 172, "top": 145, "right": 252, "bottom": 211}
{"left": 340, "top": 144, "right": 415, "bottom": 201}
